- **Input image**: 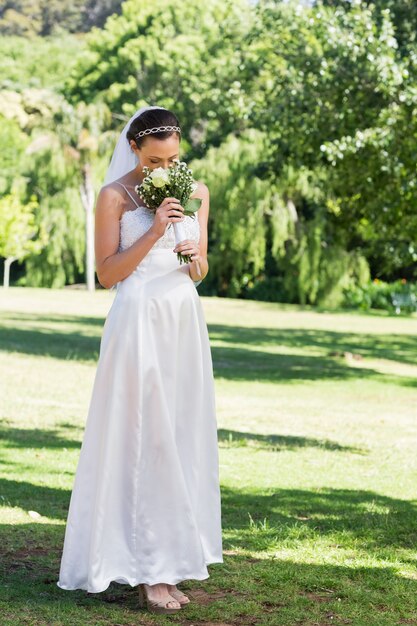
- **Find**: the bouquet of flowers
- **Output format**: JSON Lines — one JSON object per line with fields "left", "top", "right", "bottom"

{"left": 135, "top": 159, "right": 202, "bottom": 265}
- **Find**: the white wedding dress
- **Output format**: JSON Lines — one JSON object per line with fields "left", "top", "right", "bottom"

{"left": 57, "top": 183, "right": 223, "bottom": 593}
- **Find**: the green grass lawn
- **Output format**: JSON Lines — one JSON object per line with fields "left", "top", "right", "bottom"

{"left": 1, "top": 286, "right": 417, "bottom": 626}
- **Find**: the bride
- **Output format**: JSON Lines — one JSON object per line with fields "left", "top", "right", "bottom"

{"left": 56, "top": 105, "right": 224, "bottom": 615}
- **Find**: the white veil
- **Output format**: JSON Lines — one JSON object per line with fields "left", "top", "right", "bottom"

{"left": 103, "top": 105, "right": 167, "bottom": 185}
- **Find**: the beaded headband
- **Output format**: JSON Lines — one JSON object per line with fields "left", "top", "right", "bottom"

{"left": 135, "top": 125, "right": 181, "bottom": 140}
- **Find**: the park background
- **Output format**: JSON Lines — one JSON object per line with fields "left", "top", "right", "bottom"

{"left": 1, "top": 1, "right": 417, "bottom": 625}
{"left": 1, "top": 0, "right": 416, "bottom": 313}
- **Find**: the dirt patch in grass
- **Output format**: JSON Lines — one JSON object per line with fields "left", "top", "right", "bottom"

{"left": 187, "top": 588, "right": 235, "bottom": 605}
{"left": 12, "top": 546, "right": 52, "bottom": 558}
{"left": 299, "top": 590, "right": 334, "bottom": 603}
{"left": 155, "top": 611, "right": 248, "bottom": 626}
{"left": 175, "top": 622, "right": 237, "bottom": 626}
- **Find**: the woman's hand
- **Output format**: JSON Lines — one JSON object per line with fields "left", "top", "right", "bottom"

{"left": 150, "top": 197, "right": 185, "bottom": 238}
{"left": 173, "top": 240, "right": 201, "bottom": 264}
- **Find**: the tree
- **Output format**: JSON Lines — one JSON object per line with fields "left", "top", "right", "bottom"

{"left": 190, "top": 129, "right": 271, "bottom": 297}
{"left": 0, "top": 89, "right": 111, "bottom": 288}
{"left": 65, "top": 0, "right": 253, "bottom": 159}
{"left": 0, "top": 0, "right": 124, "bottom": 36}
{"left": 320, "top": 81, "right": 417, "bottom": 277}
{"left": 319, "top": 0, "right": 416, "bottom": 55}
{"left": 245, "top": 0, "right": 415, "bottom": 280}
{"left": 23, "top": 98, "right": 111, "bottom": 289}
{"left": 0, "top": 192, "right": 46, "bottom": 288}
{"left": 0, "top": 33, "right": 84, "bottom": 90}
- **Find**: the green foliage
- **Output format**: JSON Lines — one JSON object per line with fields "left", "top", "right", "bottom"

{"left": 320, "top": 80, "right": 417, "bottom": 277}
{"left": 247, "top": 0, "right": 414, "bottom": 277}
{"left": 0, "top": 116, "right": 28, "bottom": 193}
{"left": 248, "top": 220, "right": 371, "bottom": 308}
{"left": 19, "top": 187, "right": 85, "bottom": 288}
{"left": 343, "top": 278, "right": 417, "bottom": 314}
{"left": 0, "top": 83, "right": 111, "bottom": 287}
{"left": 190, "top": 129, "right": 269, "bottom": 297}
{"left": 0, "top": 1, "right": 124, "bottom": 36}
{"left": 66, "top": 0, "right": 253, "bottom": 158}
{"left": 317, "top": 246, "right": 370, "bottom": 308}
{"left": 241, "top": 276, "right": 286, "bottom": 303}
{"left": 0, "top": 191, "right": 45, "bottom": 260}
{"left": 0, "top": 34, "right": 85, "bottom": 90}
{"left": 18, "top": 100, "right": 111, "bottom": 287}
{"left": 189, "top": 127, "right": 372, "bottom": 305}
{"left": 249, "top": 0, "right": 404, "bottom": 169}
{"left": 320, "top": 0, "right": 417, "bottom": 55}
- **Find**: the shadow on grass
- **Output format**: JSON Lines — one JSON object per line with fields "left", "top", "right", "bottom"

{"left": 0, "top": 325, "right": 101, "bottom": 362}
{"left": 211, "top": 346, "right": 386, "bottom": 384}
{"left": 211, "top": 347, "right": 416, "bottom": 388}
{"left": 0, "top": 479, "right": 71, "bottom": 521}
{"left": 2, "top": 306, "right": 417, "bottom": 386}
{"left": 217, "top": 428, "right": 366, "bottom": 454}
{"left": 1, "top": 487, "right": 417, "bottom": 624}
{"left": 0, "top": 419, "right": 365, "bottom": 469}
{"left": 2, "top": 524, "right": 417, "bottom": 625}
{"left": 0, "top": 425, "right": 82, "bottom": 450}
{"left": 208, "top": 325, "right": 417, "bottom": 367}
{"left": 2, "top": 327, "right": 414, "bottom": 388}
{"left": 220, "top": 485, "right": 417, "bottom": 552}
{"left": 0, "top": 312, "right": 106, "bottom": 327}
{"left": 1, "top": 475, "right": 416, "bottom": 552}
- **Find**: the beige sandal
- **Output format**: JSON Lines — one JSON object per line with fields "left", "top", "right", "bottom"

{"left": 138, "top": 583, "right": 182, "bottom": 614}
{"left": 168, "top": 587, "right": 191, "bottom": 605}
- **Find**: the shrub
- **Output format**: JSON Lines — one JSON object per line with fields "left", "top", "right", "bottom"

{"left": 342, "top": 279, "right": 417, "bottom": 314}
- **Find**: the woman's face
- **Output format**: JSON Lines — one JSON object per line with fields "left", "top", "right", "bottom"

{"left": 130, "top": 134, "right": 180, "bottom": 174}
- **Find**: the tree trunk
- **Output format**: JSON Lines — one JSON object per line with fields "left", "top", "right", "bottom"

{"left": 3, "top": 256, "right": 17, "bottom": 288}
{"left": 80, "top": 162, "right": 96, "bottom": 292}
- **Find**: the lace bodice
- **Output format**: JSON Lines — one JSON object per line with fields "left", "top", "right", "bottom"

{"left": 118, "top": 206, "right": 200, "bottom": 253}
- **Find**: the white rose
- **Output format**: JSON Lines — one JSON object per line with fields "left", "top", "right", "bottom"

{"left": 149, "top": 167, "right": 170, "bottom": 188}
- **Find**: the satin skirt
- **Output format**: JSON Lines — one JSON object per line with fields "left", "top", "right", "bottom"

{"left": 57, "top": 249, "right": 223, "bottom": 593}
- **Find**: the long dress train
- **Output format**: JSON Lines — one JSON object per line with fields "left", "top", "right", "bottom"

{"left": 57, "top": 183, "right": 223, "bottom": 593}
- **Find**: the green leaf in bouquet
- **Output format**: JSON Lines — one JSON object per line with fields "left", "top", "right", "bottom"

{"left": 183, "top": 197, "right": 202, "bottom": 217}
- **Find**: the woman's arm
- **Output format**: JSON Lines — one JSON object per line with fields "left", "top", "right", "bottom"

{"left": 95, "top": 187, "right": 185, "bottom": 289}
{"left": 95, "top": 186, "right": 160, "bottom": 289}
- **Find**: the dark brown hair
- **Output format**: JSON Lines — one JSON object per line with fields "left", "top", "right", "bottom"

{"left": 127, "top": 108, "right": 181, "bottom": 149}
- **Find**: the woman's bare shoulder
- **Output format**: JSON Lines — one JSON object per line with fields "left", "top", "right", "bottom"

{"left": 96, "top": 183, "right": 125, "bottom": 219}
{"left": 191, "top": 180, "right": 209, "bottom": 200}
{"left": 98, "top": 182, "right": 125, "bottom": 201}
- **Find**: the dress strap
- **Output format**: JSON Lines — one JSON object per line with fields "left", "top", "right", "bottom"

{"left": 114, "top": 181, "right": 142, "bottom": 209}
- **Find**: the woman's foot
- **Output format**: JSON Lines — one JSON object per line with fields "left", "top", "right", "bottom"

{"left": 140, "top": 583, "right": 181, "bottom": 612}
{"left": 166, "top": 583, "right": 191, "bottom": 605}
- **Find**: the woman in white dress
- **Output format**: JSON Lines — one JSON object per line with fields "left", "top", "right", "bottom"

{"left": 56, "top": 105, "right": 223, "bottom": 614}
